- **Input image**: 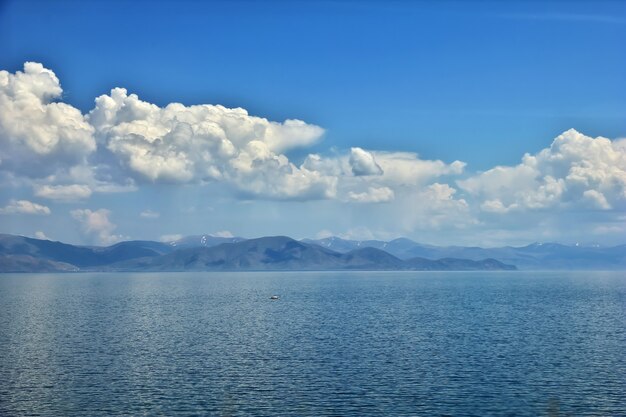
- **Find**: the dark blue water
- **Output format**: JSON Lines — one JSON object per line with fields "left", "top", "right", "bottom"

{"left": 0, "top": 271, "right": 624, "bottom": 416}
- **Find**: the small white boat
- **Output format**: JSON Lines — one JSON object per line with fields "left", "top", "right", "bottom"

{"left": 270, "top": 295, "right": 280, "bottom": 300}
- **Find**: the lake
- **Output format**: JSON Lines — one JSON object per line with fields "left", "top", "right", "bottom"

{"left": 0, "top": 271, "right": 624, "bottom": 416}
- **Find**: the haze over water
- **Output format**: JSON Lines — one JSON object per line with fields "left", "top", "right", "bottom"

{"left": 0, "top": 271, "right": 624, "bottom": 416}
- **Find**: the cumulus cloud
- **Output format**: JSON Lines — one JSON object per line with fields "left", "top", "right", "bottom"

{"left": 459, "top": 129, "right": 626, "bottom": 212}
{"left": 0, "top": 199, "right": 50, "bottom": 215}
{"left": 70, "top": 208, "right": 125, "bottom": 245}
{"left": 349, "top": 147, "right": 383, "bottom": 176}
{"left": 614, "top": 138, "right": 626, "bottom": 151}
{"left": 480, "top": 199, "right": 519, "bottom": 214}
{"left": 418, "top": 183, "right": 470, "bottom": 220}
{"left": 61, "top": 164, "right": 137, "bottom": 194}
{"left": 389, "top": 153, "right": 464, "bottom": 184}
{"left": 375, "top": 152, "right": 466, "bottom": 186}
{"left": 0, "top": 62, "right": 470, "bottom": 204}
{"left": 0, "top": 62, "right": 334, "bottom": 201}
{"left": 0, "top": 62, "right": 96, "bottom": 177}
{"left": 34, "top": 184, "right": 93, "bottom": 201}
{"left": 347, "top": 186, "right": 394, "bottom": 203}
{"left": 303, "top": 149, "right": 466, "bottom": 203}
{"left": 82, "top": 86, "right": 463, "bottom": 202}
{"left": 582, "top": 189, "right": 611, "bottom": 210}
{"left": 140, "top": 209, "right": 160, "bottom": 219}
{"left": 87, "top": 87, "right": 333, "bottom": 199}
{"left": 305, "top": 150, "right": 465, "bottom": 186}
{"left": 5, "top": 61, "right": 626, "bottom": 247}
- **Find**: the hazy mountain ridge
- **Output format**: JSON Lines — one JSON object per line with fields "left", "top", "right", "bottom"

{"left": 1, "top": 233, "right": 623, "bottom": 272}
{"left": 303, "top": 237, "right": 626, "bottom": 270}
{"left": 0, "top": 234, "right": 174, "bottom": 268}
{"left": 168, "top": 234, "right": 246, "bottom": 250}
{"left": 0, "top": 234, "right": 516, "bottom": 272}
{"left": 86, "top": 237, "right": 518, "bottom": 272}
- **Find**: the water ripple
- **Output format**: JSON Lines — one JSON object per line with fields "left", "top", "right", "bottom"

{"left": 0, "top": 271, "right": 624, "bottom": 416}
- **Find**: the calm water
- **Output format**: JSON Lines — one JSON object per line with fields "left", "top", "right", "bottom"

{"left": 0, "top": 271, "right": 624, "bottom": 416}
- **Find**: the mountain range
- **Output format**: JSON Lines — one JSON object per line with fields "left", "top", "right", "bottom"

{"left": 303, "top": 237, "right": 626, "bottom": 270}
{"left": 0, "top": 234, "right": 515, "bottom": 272}
{"left": 0, "top": 233, "right": 624, "bottom": 273}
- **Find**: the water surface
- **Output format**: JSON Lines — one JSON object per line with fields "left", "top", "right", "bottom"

{"left": 0, "top": 271, "right": 624, "bottom": 416}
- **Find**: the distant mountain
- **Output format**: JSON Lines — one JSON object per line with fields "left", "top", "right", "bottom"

{"left": 120, "top": 236, "right": 344, "bottom": 271}
{"left": 0, "top": 254, "right": 78, "bottom": 273}
{"left": 302, "top": 237, "right": 443, "bottom": 259}
{"left": 0, "top": 234, "right": 173, "bottom": 269}
{"left": 112, "top": 236, "right": 515, "bottom": 272}
{"left": 1, "top": 233, "right": 623, "bottom": 272}
{"left": 405, "top": 257, "right": 517, "bottom": 271}
{"left": 301, "top": 236, "right": 386, "bottom": 252}
{"left": 0, "top": 234, "right": 516, "bottom": 272}
{"left": 168, "top": 234, "right": 247, "bottom": 250}
{"left": 303, "top": 237, "right": 626, "bottom": 270}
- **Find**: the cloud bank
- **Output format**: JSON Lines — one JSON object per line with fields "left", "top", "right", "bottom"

{"left": 0, "top": 63, "right": 470, "bottom": 203}
{"left": 0, "top": 62, "right": 625, "bottom": 245}
{"left": 34, "top": 184, "right": 93, "bottom": 201}
{"left": 459, "top": 129, "right": 626, "bottom": 212}
{"left": 0, "top": 199, "right": 50, "bottom": 215}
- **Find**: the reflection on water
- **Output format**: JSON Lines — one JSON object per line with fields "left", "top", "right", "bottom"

{"left": 0, "top": 271, "right": 624, "bottom": 416}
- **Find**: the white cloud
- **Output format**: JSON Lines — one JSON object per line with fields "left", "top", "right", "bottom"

{"left": 70, "top": 208, "right": 126, "bottom": 245}
{"left": 1, "top": 63, "right": 335, "bottom": 201}
{"left": 62, "top": 164, "right": 138, "bottom": 194}
{"left": 459, "top": 129, "right": 626, "bottom": 212}
{"left": 89, "top": 88, "right": 324, "bottom": 155}
{"left": 0, "top": 199, "right": 51, "bottom": 215}
{"left": 3, "top": 62, "right": 624, "bottom": 246}
{"left": 593, "top": 222, "right": 626, "bottom": 236}
{"left": 374, "top": 152, "right": 465, "bottom": 186}
{"left": 315, "top": 229, "right": 335, "bottom": 239}
{"left": 301, "top": 153, "right": 348, "bottom": 177}
{"left": 140, "top": 209, "right": 160, "bottom": 219}
{"left": 302, "top": 148, "right": 466, "bottom": 204}
{"left": 230, "top": 154, "right": 337, "bottom": 200}
{"left": 393, "top": 183, "right": 474, "bottom": 231}
{"left": 211, "top": 230, "right": 234, "bottom": 238}
{"left": 418, "top": 183, "right": 470, "bottom": 219}
{"left": 34, "top": 231, "right": 50, "bottom": 240}
{"left": 159, "top": 234, "right": 183, "bottom": 242}
{"left": 582, "top": 189, "right": 611, "bottom": 210}
{"left": 88, "top": 87, "right": 333, "bottom": 199}
{"left": 347, "top": 186, "right": 394, "bottom": 203}
{"left": 480, "top": 199, "right": 519, "bottom": 214}
{"left": 349, "top": 147, "right": 383, "bottom": 176}
{"left": 337, "top": 226, "right": 376, "bottom": 241}
{"left": 305, "top": 150, "right": 465, "bottom": 187}
{"left": 0, "top": 62, "right": 468, "bottom": 204}
{"left": 34, "top": 184, "right": 93, "bottom": 201}
{"left": 0, "top": 62, "right": 96, "bottom": 177}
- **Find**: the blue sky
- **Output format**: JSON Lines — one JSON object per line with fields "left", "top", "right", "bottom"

{"left": 0, "top": 0, "right": 625, "bottom": 246}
